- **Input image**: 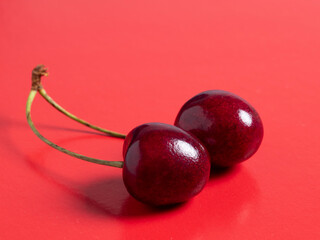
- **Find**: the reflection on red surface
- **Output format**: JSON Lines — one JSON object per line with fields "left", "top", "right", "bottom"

{"left": 25, "top": 131, "right": 258, "bottom": 239}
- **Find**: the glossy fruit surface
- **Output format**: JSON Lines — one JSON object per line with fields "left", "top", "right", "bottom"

{"left": 122, "top": 122, "right": 211, "bottom": 206}
{"left": 175, "top": 90, "right": 263, "bottom": 167}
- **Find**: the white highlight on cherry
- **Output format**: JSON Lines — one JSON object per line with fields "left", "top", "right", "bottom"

{"left": 173, "top": 139, "right": 199, "bottom": 159}
{"left": 238, "top": 109, "right": 253, "bottom": 127}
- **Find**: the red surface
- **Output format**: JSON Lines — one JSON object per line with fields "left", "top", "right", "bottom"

{"left": 1, "top": 0, "right": 319, "bottom": 239}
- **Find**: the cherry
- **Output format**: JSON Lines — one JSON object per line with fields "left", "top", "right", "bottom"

{"left": 122, "top": 123, "right": 211, "bottom": 206}
{"left": 175, "top": 90, "right": 263, "bottom": 167}
{"left": 27, "top": 66, "right": 211, "bottom": 206}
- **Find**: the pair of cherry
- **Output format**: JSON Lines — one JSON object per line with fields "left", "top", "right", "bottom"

{"left": 27, "top": 66, "right": 263, "bottom": 207}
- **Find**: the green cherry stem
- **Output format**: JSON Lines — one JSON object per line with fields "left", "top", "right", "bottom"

{"left": 32, "top": 65, "right": 126, "bottom": 138}
{"left": 26, "top": 65, "right": 124, "bottom": 168}
{"left": 38, "top": 88, "right": 126, "bottom": 138}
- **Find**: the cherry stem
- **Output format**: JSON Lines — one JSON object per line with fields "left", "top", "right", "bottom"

{"left": 38, "top": 88, "right": 126, "bottom": 138}
{"left": 32, "top": 65, "right": 126, "bottom": 138}
{"left": 26, "top": 65, "right": 124, "bottom": 168}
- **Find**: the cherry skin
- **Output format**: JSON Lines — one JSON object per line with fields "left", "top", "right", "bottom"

{"left": 122, "top": 122, "right": 211, "bottom": 206}
{"left": 175, "top": 90, "right": 263, "bottom": 167}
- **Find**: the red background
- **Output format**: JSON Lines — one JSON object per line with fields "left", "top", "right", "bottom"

{"left": 1, "top": 0, "right": 319, "bottom": 239}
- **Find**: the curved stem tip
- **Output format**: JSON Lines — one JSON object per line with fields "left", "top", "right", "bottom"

{"left": 32, "top": 65, "right": 126, "bottom": 138}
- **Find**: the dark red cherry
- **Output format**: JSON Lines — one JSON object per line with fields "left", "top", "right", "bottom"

{"left": 122, "top": 122, "right": 211, "bottom": 206}
{"left": 175, "top": 90, "right": 263, "bottom": 167}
